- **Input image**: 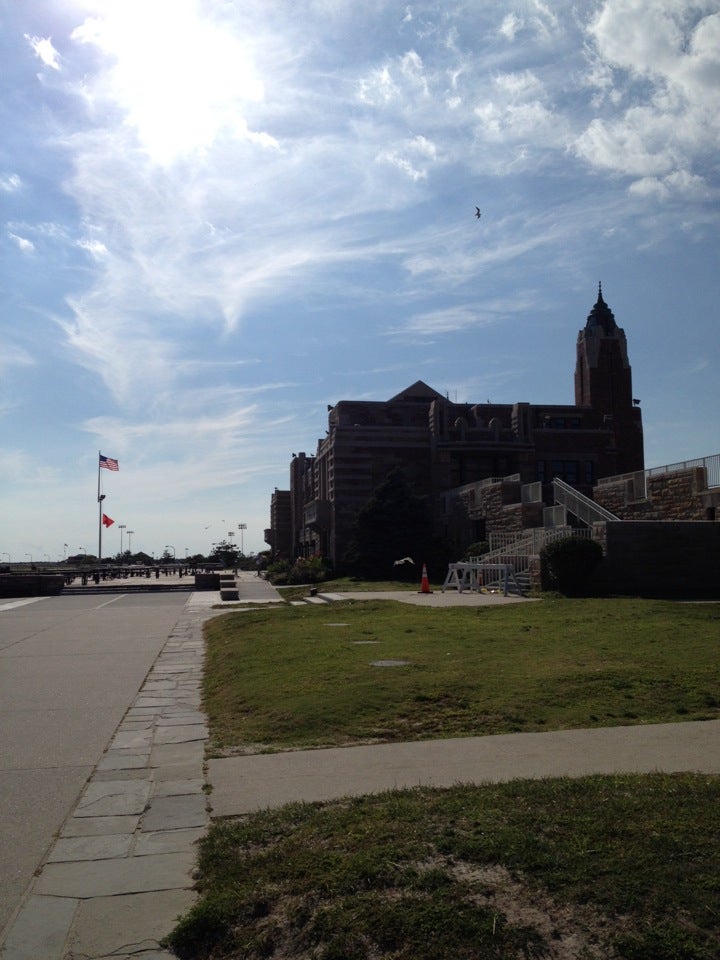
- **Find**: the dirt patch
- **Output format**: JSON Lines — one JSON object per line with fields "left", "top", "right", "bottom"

{"left": 447, "top": 859, "right": 627, "bottom": 959}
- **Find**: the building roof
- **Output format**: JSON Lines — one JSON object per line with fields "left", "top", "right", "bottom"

{"left": 388, "top": 380, "right": 446, "bottom": 403}
{"left": 585, "top": 282, "right": 618, "bottom": 335}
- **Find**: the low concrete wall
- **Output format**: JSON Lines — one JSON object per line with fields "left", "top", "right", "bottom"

{"left": 0, "top": 574, "right": 65, "bottom": 598}
{"left": 194, "top": 573, "right": 221, "bottom": 590}
{"left": 591, "top": 521, "right": 720, "bottom": 598}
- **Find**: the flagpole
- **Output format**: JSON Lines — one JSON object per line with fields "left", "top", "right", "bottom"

{"left": 98, "top": 450, "right": 104, "bottom": 562}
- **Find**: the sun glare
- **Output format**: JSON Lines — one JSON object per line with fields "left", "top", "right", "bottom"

{"left": 71, "top": 0, "right": 267, "bottom": 163}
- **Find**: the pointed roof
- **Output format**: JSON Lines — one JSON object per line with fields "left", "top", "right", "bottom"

{"left": 388, "top": 380, "right": 446, "bottom": 403}
{"left": 585, "top": 282, "right": 618, "bottom": 335}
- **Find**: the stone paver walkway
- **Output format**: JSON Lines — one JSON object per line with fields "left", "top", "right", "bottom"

{"left": 0, "top": 592, "right": 217, "bottom": 960}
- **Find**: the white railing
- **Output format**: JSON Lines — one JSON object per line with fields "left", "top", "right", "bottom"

{"left": 647, "top": 454, "right": 720, "bottom": 488}
{"left": 596, "top": 454, "right": 720, "bottom": 496}
{"left": 466, "top": 526, "right": 592, "bottom": 587}
{"left": 553, "top": 478, "right": 620, "bottom": 525}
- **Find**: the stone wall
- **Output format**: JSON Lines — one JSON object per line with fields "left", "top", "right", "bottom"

{"left": 473, "top": 481, "right": 544, "bottom": 537}
{"left": 595, "top": 466, "right": 716, "bottom": 521}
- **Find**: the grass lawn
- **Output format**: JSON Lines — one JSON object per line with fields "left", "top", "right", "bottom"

{"left": 203, "top": 596, "right": 720, "bottom": 753}
{"left": 168, "top": 596, "right": 720, "bottom": 960}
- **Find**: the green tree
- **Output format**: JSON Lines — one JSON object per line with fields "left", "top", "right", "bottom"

{"left": 344, "top": 469, "right": 439, "bottom": 579}
{"left": 208, "top": 539, "right": 239, "bottom": 569}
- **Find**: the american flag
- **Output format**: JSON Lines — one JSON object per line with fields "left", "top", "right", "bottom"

{"left": 99, "top": 454, "right": 119, "bottom": 471}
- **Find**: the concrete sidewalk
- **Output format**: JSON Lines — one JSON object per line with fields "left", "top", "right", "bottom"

{"left": 0, "top": 591, "right": 219, "bottom": 960}
{"left": 208, "top": 719, "right": 720, "bottom": 816}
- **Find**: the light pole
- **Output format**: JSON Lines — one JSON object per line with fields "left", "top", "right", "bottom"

{"left": 165, "top": 545, "right": 175, "bottom": 561}
{"left": 238, "top": 523, "right": 247, "bottom": 556}
{"left": 63, "top": 543, "right": 68, "bottom": 560}
{"left": 127, "top": 530, "right": 134, "bottom": 554}
{"left": 79, "top": 546, "right": 86, "bottom": 555}
{"left": 119, "top": 524, "right": 126, "bottom": 556}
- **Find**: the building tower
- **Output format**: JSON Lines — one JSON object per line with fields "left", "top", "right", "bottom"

{"left": 575, "top": 283, "right": 643, "bottom": 472}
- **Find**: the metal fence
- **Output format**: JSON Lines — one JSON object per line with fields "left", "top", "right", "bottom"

{"left": 597, "top": 453, "right": 720, "bottom": 497}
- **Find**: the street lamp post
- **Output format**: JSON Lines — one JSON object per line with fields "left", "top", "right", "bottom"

{"left": 238, "top": 523, "right": 247, "bottom": 556}
{"left": 127, "top": 530, "right": 134, "bottom": 554}
{"left": 119, "top": 524, "right": 126, "bottom": 557}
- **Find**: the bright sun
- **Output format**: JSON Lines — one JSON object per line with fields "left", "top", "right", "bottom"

{"left": 71, "top": 0, "right": 270, "bottom": 163}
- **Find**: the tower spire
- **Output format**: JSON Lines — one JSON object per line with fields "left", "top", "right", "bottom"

{"left": 585, "top": 282, "right": 616, "bottom": 334}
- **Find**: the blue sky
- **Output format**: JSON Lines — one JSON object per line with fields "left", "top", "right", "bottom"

{"left": 1, "top": 0, "right": 718, "bottom": 562}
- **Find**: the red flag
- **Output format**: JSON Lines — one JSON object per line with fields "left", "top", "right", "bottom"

{"left": 102, "top": 513, "right": 114, "bottom": 527}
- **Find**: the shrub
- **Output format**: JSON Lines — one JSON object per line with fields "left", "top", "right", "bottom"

{"left": 463, "top": 541, "right": 489, "bottom": 560}
{"left": 266, "top": 556, "right": 332, "bottom": 585}
{"left": 287, "top": 556, "right": 332, "bottom": 585}
{"left": 266, "top": 558, "right": 291, "bottom": 585}
{"left": 540, "top": 536, "right": 603, "bottom": 596}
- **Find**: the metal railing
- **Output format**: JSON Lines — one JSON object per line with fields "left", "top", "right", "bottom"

{"left": 469, "top": 525, "right": 592, "bottom": 586}
{"left": 552, "top": 478, "right": 620, "bottom": 525}
{"left": 647, "top": 454, "right": 720, "bottom": 488}
{"left": 596, "top": 454, "right": 720, "bottom": 497}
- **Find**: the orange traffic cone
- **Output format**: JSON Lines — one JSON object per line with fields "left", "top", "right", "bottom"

{"left": 419, "top": 563, "right": 431, "bottom": 594}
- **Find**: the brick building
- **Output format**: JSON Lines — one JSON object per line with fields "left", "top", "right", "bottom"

{"left": 266, "top": 285, "right": 645, "bottom": 567}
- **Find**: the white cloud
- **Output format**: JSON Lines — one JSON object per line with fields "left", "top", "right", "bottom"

{"left": 9, "top": 233, "right": 35, "bottom": 253}
{"left": 575, "top": 2, "right": 720, "bottom": 191}
{"left": 25, "top": 34, "right": 61, "bottom": 70}
{"left": 358, "top": 49, "right": 430, "bottom": 107}
{"left": 499, "top": 13, "right": 524, "bottom": 41}
{"left": 393, "top": 305, "right": 494, "bottom": 336}
{"left": 0, "top": 344, "right": 35, "bottom": 375}
{"left": 0, "top": 174, "right": 22, "bottom": 192}
{"left": 377, "top": 134, "right": 439, "bottom": 180}
{"left": 629, "top": 168, "right": 715, "bottom": 200}
{"left": 77, "top": 238, "right": 109, "bottom": 258}
{"left": 358, "top": 65, "right": 399, "bottom": 105}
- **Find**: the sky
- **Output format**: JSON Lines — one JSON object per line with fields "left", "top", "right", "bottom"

{"left": 1, "top": 0, "right": 718, "bottom": 563}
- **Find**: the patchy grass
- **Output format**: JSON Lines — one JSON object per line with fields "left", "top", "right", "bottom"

{"left": 166, "top": 773, "right": 720, "bottom": 960}
{"left": 169, "top": 597, "right": 720, "bottom": 959}
{"left": 203, "top": 597, "right": 720, "bottom": 754}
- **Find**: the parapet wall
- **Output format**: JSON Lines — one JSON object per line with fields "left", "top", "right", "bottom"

{"left": 595, "top": 466, "right": 716, "bottom": 521}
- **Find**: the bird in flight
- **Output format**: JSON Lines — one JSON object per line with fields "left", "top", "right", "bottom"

{"left": 475, "top": 206, "right": 481, "bottom": 219}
